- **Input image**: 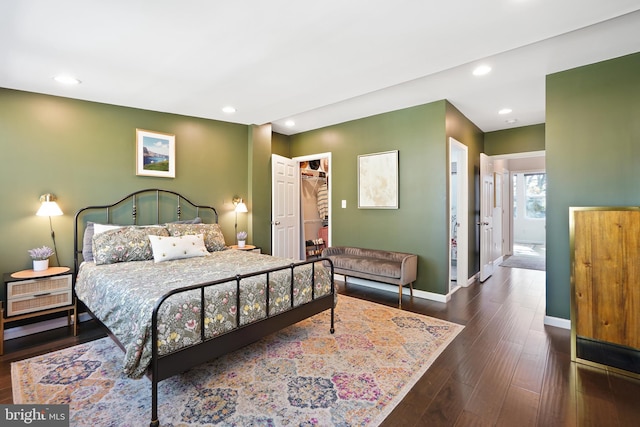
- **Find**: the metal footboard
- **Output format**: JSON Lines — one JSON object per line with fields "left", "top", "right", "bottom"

{"left": 148, "top": 258, "right": 335, "bottom": 427}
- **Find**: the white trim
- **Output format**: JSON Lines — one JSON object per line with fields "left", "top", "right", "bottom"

{"left": 449, "top": 138, "right": 469, "bottom": 291}
{"left": 544, "top": 315, "right": 571, "bottom": 330}
{"left": 467, "top": 272, "right": 479, "bottom": 286}
{"left": 3, "top": 313, "right": 92, "bottom": 341}
{"left": 338, "top": 275, "right": 449, "bottom": 303}
{"left": 292, "top": 152, "right": 332, "bottom": 249}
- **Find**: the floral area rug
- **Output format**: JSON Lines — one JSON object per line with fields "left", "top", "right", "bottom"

{"left": 12, "top": 295, "right": 463, "bottom": 426}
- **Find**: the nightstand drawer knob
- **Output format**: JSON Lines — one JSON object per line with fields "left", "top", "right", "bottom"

{"left": 33, "top": 292, "right": 52, "bottom": 297}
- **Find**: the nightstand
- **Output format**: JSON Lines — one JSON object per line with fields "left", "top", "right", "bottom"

{"left": 229, "top": 245, "right": 261, "bottom": 253}
{"left": 1, "top": 266, "right": 77, "bottom": 355}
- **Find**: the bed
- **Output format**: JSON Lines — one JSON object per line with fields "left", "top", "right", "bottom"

{"left": 73, "top": 189, "right": 336, "bottom": 427}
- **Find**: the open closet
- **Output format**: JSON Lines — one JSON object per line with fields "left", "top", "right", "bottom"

{"left": 300, "top": 158, "right": 329, "bottom": 259}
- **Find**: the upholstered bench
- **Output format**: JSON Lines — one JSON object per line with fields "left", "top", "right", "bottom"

{"left": 322, "top": 246, "right": 418, "bottom": 308}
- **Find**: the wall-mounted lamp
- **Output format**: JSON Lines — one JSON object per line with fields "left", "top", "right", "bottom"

{"left": 36, "top": 193, "right": 63, "bottom": 266}
{"left": 232, "top": 196, "right": 248, "bottom": 244}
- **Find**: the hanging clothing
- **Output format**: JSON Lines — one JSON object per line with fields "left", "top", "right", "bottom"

{"left": 317, "top": 182, "right": 328, "bottom": 219}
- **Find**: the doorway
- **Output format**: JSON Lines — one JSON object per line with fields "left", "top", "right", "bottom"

{"left": 298, "top": 155, "right": 330, "bottom": 260}
{"left": 449, "top": 138, "right": 468, "bottom": 291}
{"left": 505, "top": 169, "right": 546, "bottom": 270}
{"left": 271, "top": 153, "right": 332, "bottom": 260}
{"left": 484, "top": 151, "right": 546, "bottom": 270}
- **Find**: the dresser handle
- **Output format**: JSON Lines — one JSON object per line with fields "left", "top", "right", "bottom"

{"left": 33, "top": 292, "right": 52, "bottom": 297}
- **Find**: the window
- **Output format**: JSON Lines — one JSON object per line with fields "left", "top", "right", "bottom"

{"left": 525, "top": 173, "right": 546, "bottom": 219}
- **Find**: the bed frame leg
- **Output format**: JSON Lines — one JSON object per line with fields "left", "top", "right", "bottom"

{"left": 151, "top": 375, "right": 159, "bottom": 427}
{"left": 330, "top": 305, "right": 335, "bottom": 334}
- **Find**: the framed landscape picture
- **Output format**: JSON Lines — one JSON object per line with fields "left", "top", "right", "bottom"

{"left": 358, "top": 150, "right": 399, "bottom": 209}
{"left": 136, "top": 129, "right": 175, "bottom": 178}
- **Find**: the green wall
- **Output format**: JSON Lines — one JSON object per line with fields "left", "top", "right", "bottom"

{"left": 546, "top": 52, "right": 640, "bottom": 319}
{"left": 12, "top": 48, "right": 635, "bottom": 319}
{"left": 290, "top": 100, "right": 482, "bottom": 295}
{"left": 0, "top": 88, "right": 483, "bottom": 301}
{"left": 445, "top": 102, "right": 484, "bottom": 275}
{"left": 485, "top": 124, "right": 545, "bottom": 155}
{"left": 249, "top": 124, "right": 274, "bottom": 253}
{"left": 271, "top": 132, "right": 291, "bottom": 158}
{"left": 0, "top": 88, "right": 249, "bottom": 276}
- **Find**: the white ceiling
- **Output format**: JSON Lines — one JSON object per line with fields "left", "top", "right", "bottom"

{"left": 2, "top": 1, "right": 640, "bottom": 136}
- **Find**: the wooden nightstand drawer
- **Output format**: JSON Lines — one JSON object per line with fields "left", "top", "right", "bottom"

{"left": 2, "top": 268, "right": 77, "bottom": 355}
{"left": 7, "top": 290, "right": 72, "bottom": 317}
{"left": 6, "top": 274, "right": 72, "bottom": 316}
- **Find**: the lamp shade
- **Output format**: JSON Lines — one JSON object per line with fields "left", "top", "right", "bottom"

{"left": 235, "top": 201, "right": 248, "bottom": 213}
{"left": 36, "top": 194, "right": 63, "bottom": 216}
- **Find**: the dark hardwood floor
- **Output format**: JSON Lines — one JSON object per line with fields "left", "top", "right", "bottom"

{"left": 2, "top": 265, "right": 640, "bottom": 426}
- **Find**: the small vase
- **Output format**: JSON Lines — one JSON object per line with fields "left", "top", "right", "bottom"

{"left": 238, "top": 240, "right": 246, "bottom": 248}
{"left": 33, "top": 259, "right": 49, "bottom": 271}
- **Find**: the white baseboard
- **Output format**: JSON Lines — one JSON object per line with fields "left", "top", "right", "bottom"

{"left": 3, "top": 313, "right": 92, "bottom": 341}
{"left": 457, "top": 272, "right": 478, "bottom": 288}
{"left": 543, "top": 315, "right": 571, "bottom": 330}
{"left": 338, "top": 275, "right": 449, "bottom": 303}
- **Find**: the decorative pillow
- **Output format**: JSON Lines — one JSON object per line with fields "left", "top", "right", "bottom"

{"left": 166, "top": 223, "right": 226, "bottom": 252}
{"left": 93, "top": 223, "right": 125, "bottom": 235}
{"left": 82, "top": 222, "right": 97, "bottom": 262}
{"left": 148, "top": 234, "right": 208, "bottom": 263}
{"left": 83, "top": 223, "right": 167, "bottom": 262}
{"left": 92, "top": 226, "right": 170, "bottom": 265}
{"left": 82, "top": 222, "right": 124, "bottom": 262}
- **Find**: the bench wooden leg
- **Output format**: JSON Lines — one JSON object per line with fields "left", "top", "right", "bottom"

{"left": 399, "top": 283, "right": 414, "bottom": 309}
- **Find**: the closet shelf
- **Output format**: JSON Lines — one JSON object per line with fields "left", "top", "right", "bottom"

{"left": 305, "top": 238, "right": 325, "bottom": 260}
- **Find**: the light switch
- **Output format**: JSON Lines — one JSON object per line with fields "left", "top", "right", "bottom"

{"left": 341, "top": 200, "right": 347, "bottom": 208}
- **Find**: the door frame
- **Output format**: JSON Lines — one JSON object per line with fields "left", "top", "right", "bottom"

{"left": 490, "top": 150, "right": 546, "bottom": 258}
{"left": 479, "top": 153, "right": 494, "bottom": 282}
{"left": 292, "top": 152, "right": 332, "bottom": 259}
{"left": 449, "top": 138, "right": 469, "bottom": 290}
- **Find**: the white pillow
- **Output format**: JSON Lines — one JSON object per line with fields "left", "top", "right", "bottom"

{"left": 93, "top": 223, "right": 124, "bottom": 235}
{"left": 148, "top": 233, "right": 207, "bottom": 263}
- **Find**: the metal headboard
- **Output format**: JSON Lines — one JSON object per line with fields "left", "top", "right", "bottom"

{"left": 74, "top": 188, "right": 218, "bottom": 273}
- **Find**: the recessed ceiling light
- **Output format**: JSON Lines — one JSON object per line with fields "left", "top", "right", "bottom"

{"left": 222, "top": 106, "right": 236, "bottom": 114}
{"left": 285, "top": 120, "right": 295, "bottom": 127}
{"left": 472, "top": 65, "right": 492, "bottom": 76}
{"left": 505, "top": 118, "right": 518, "bottom": 124}
{"left": 498, "top": 108, "right": 512, "bottom": 115}
{"left": 53, "top": 74, "right": 81, "bottom": 85}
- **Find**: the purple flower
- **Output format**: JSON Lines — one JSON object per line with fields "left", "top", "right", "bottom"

{"left": 28, "top": 246, "right": 54, "bottom": 260}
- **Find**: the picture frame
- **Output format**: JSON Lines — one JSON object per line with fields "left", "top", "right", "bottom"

{"left": 136, "top": 129, "right": 175, "bottom": 178}
{"left": 358, "top": 150, "right": 399, "bottom": 209}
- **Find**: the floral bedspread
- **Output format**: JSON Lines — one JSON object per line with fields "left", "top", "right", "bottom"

{"left": 74, "top": 250, "right": 334, "bottom": 378}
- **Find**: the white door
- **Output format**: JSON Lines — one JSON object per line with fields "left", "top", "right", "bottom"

{"left": 479, "top": 153, "right": 494, "bottom": 282}
{"left": 271, "top": 154, "right": 300, "bottom": 259}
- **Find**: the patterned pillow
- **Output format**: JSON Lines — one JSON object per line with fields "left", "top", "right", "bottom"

{"left": 148, "top": 234, "right": 208, "bottom": 262}
{"left": 92, "top": 226, "right": 170, "bottom": 265}
{"left": 82, "top": 222, "right": 124, "bottom": 262}
{"left": 166, "top": 223, "right": 226, "bottom": 252}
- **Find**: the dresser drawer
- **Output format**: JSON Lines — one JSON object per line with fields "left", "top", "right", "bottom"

{"left": 6, "top": 274, "right": 72, "bottom": 316}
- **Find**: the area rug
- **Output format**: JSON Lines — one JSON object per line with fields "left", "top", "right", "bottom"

{"left": 500, "top": 255, "right": 545, "bottom": 271}
{"left": 12, "top": 295, "right": 463, "bottom": 426}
